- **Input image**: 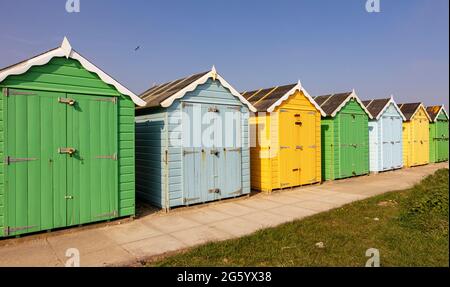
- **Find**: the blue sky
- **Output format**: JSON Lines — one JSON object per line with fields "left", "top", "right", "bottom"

{"left": 0, "top": 0, "right": 448, "bottom": 106}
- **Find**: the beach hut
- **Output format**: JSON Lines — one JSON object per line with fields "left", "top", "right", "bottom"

{"left": 241, "top": 81, "right": 325, "bottom": 192}
{"left": 0, "top": 38, "right": 145, "bottom": 237}
{"left": 399, "top": 103, "right": 431, "bottom": 167}
{"left": 362, "top": 97, "right": 406, "bottom": 173}
{"left": 427, "top": 105, "right": 449, "bottom": 163}
{"left": 314, "top": 90, "right": 372, "bottom": 181}
{"left": 135, "top": 67, "right": 256, "bottom": 210}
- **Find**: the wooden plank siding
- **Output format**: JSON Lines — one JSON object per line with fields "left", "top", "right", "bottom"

{"left": 0, "top": 57, "right": 135, "bottom": 236}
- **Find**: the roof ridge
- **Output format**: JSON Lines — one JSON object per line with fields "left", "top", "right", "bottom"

{"left": 319, "top": 93, "right": 335, "bottom": 107}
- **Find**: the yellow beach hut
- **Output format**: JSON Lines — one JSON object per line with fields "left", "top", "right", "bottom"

{"left": 242, "top": 81, "right": 325, "bottom": 192}
{"left": 399, "top": 103, "right": 431, "bottom": 167}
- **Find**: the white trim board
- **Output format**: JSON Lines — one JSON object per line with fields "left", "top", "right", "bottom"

{"left": 328, "top": 90, "right": 373, "bottom": 119}
{"left": 369, "top": 96, "right": 406, "bottom": 121}
{"left": 159, "top": 66, "right": 257, "bottom": 112}
{"left": 400, "top": 103, "right": 432, "bottom": 122}
{"left": 0, "top": 37, "right": 146, "bottom": 107}
{"left": 265, "top": 80, "right": 326, "bottom": 116}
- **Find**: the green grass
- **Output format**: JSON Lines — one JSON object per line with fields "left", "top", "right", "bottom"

{"left": 150, "top": 169, "right": 449, "bottom": 267}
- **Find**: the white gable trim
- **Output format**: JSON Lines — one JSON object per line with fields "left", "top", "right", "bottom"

{"left": 330, "top": 90, "right": 373, "bottom": 119}
{"left": 431, "top": 105, "right": 449, "bottom": 122}
{"left": 159, "top": 66, "right": 257, "bottom": 112}
{"left": 407, "top": 103, "right": 432, "bottom": 122}
{"left": 374, "top": 96, "right": 406, "bottom": 121}
{"left": 0, "top": 37, "right": 146, "bottom": 107}
{"left": 266, "top": 80, "right": 326, "bottom": 116}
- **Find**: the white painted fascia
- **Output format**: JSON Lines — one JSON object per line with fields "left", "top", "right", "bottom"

{"left": 408, "top": 103, "right": 432, "bottom": 122}
{"left": 159, "top": 66, "right": 257, "bottom": 112}
{"left": 0, "top": 37, "right": 146, "bottom": 107}
{"left": 330, "top": 89, "right": 373, "bottom": 119}
{"left": 375, "top": 95, "right": 406, "bottom": 121}
{"left": 431, "top": 105, "right": 449, "bottom": 122}
{"left": 266, "top": 80, "right": 326, "bottom": 116}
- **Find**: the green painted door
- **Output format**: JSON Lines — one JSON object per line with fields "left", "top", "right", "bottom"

{"left": 340, "top": 113, "right": 353, "bottom": 178}
{"left": 66, "top": 94, "right": 118, "bottom": 225}
{"left": 6, "top": 89, "right": 67, "bottom": 236}
{"left": 5, "top": 89, "right": 118, "bottom": 236}
{"left": 437, "top": 120, "right": 449, "bottom": 162}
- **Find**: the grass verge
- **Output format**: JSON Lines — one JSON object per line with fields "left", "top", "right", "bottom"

{"left": 149, "top": 169, "right": 449, "bottom": 267}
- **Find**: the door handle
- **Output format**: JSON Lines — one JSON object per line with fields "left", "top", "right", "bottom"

{"left": 59, "top": 147, "right": 77, "bottom": 157}
{"left": 58, "top": 97, "right": 76, "bottom": 106}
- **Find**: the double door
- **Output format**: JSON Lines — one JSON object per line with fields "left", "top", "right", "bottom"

{"left": 5, "top": 89, "right": 118, "bottom": 236}
{"left": 182, "top": 103, "right": 242, "bottom": 205}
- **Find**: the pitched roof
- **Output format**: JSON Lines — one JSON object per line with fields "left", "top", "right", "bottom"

{"left": 140, "top": 71, "right": 209, "bottom": 108}
{"left": 0, "top": 37, "right": 145, "bottom": 106}
{"left": 362, "top": 98, "right": 390, "bottom": 119}
{"left": 398, "top": 102, "right": 432, "bottom": 122}
{"left": 426, "top": 105, "right": 449, "bottom": 122}
{"left": 241, "top": 81, "right": 325, "bottom": 115}
{"left": 138, "top": 67, "right": 256, "bottom": 112}
{"left": 362, "top": 97, "right": 406, "bottom": 121}
{"left": 313, "top": 90, "right": 372, "bottom": 118}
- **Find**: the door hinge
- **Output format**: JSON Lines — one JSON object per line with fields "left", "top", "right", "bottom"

{"left": 4, "top": 156, "right": 38, "bottom": 165}
{"left": 281, "top": 183, "right": 290, "bottom": 187}
{"left": 94, "top": 210, "right": 118, "bottom": 219}
{"left": 164, "top": 150, "right": 168, "bottom": 164}
{"left": 296, "top": 146, "right": 304, "bottom": 150}
{"left": 183, "top": 150, "right": 200, "bottom": 156}
{"left": 229, "top": 189, "right": 242, "bottom": 196}
{"left": 6, "top": 90, "right": 37, "bottom": 96}
{"left": 95, "top": 97, "right": 117, "bottom": 104}
{"left": 308, "top": 145, "right": 317, "bottom": 149}
{"left": 95, "top": 153, "right": 118, "bottom": 161}
{"left": 184, "top": 197, "right": 200, "bottom": 204}
{"left": 58, "top": 97, "right": 76, "bottom": 106}
{"left": 226, "top": 147, "right": 242, "bottom": 152}
{"left": 280, "top": 146, "right": 290, "bottom": 150}
{"left": 209, "top": 188, "right": 221, "bottom": 194}
{"left": 4, "top": 225, "right": 37, "bottom": 236}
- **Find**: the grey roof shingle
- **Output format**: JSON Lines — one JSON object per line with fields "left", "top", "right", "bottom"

{"left": 362, "top": 98, "right": 391, "bottom": 119}
{"left": 241, "top": 84, "right": 297, "bottom": 112}
{"left": 313, "top": 92, "right": 353, "bottom": 116}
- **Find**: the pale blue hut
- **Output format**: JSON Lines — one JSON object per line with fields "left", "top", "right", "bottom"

{"left": 363, "top": 97, "right": 406, "bottom": 173}
{"left": 135, "top": 67, "right": 256, "bottom": 210}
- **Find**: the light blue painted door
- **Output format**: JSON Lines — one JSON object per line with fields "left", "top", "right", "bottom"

{"left": 382, "top": 116, "right": 392, "bottom": 170}
{"left": 182, "top": 103, "right": 215, "bottom": 205}
{"left": 217, "top": 105, "right": 242, "bottom": 199}
{"left": 392, "top": 116, "right": 403, "bottom": 168}
{"left": 182, "top": 103, "right": 242, "bottom": 205}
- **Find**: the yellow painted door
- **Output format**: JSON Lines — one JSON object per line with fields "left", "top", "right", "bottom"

{"left": 298, "top": 110, "right": 318, "bottom": 184}
{"left": 279, "top": 109, "right": 300, "bottom": 188}
{"left": 412, "top": 114, "right": 429, "bottom": 165}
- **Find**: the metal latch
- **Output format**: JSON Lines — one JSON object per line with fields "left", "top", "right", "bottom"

{"left": 58, "top": 97, "right": 76, "bottom": 106}
{"left": 229, "top": 189, "right": 242, "bottom": 196}
{"left": 59, "top": 148, "right": 77, "bottom": 156}
{"left": 65, "top": 195, "right": 74, "bottom": 200}
{"left": 296, "top": 146, "right": 303, "bottom": 150}
{"left": 5, "top": 156, "right": 38, "bottom": 165}
{"left": 96, "top": 154, "right": 118, "bottom": 160}
{"left": 94, "top": 210, "right": 118, "bottom": 218}
{"left": 209, "top": 188, "right": 221, "bottom": 194}
{"left": 210, "top": 149, "right": 220, "bottom": 156}
{"left": 295, "top": 121, "right": 302, "bottom": 126}
{"left": 280, "top": 146, "right": 290, "bottom": 150}
{"left": 208, "top": 106, "right": 219, "bottom": 113}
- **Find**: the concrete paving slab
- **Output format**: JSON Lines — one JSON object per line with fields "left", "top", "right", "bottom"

{"left": 237, "top": 198, "right": 283, "bottom": 210}
{"left": 121, "top": 234, "right": 187, "bottom": 260}
{"left": 79, "top": 246, "right": 135, "bottom": 267}
{"left": 208, "top": 217, "right": 264, "bottom": 237}
{"left": 170, "top": 225, "right": 233, "bottom": 246}
{"left": 0, "top": 239, "right": 61, "bottom": 267}
{"left": 246, "top": 210, "right": 288, "bottom": 228}
{"left": 260, "top": 193, "right": 304, "bottom": 204}
{"left": 211, "top": 202, "right": 258, "bottom": 216}
{"left": 144, "top": 215, "right": 201, "bottom": 234}
{"left": 101, "top": 221, "right": 163, "bottom": 245}
{"left": 267, "top": 205, "right": 317, "bottom": 221}
{"left": 181, "top": 208, "right": 233, "bottom": 225}
{"left": 291, "top": 200, "right": 338, "bottom": 212}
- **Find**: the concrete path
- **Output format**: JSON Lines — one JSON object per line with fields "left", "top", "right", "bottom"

{"left": 0, "top": 163, "right": 448, "bottom": 267}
